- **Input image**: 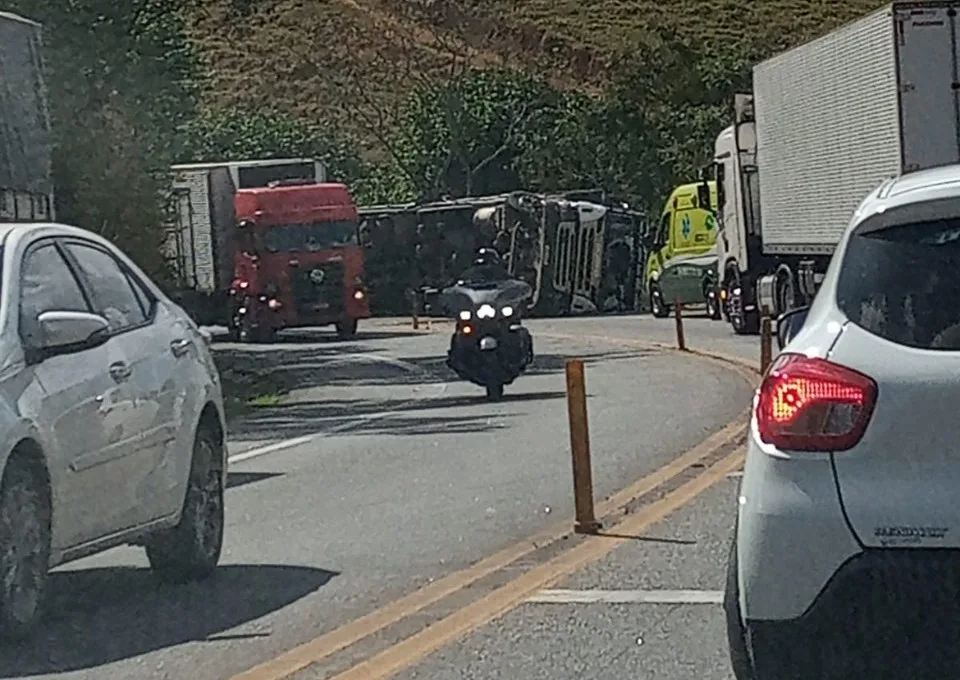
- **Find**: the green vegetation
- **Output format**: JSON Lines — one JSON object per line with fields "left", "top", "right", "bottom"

{"left": 247, "top": 393, "right": 284, "bottom": 408}
{"left": 11, "top": 0, "right": 887, "bottom": 307}
{"left": 7, "top": 0, "right": 201, "bottom": 281}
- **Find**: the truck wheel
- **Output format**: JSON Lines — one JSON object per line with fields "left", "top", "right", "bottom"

{"left": 733, "top": 309, "right": 760, "bottom": 336}
{"left": 649, "top": 286, "right": 669, "bottom": 318}
{"left": 336, "top": 318, "right": 358, "bottom": 339}
{"left": 0, "top": 455, "right": 51, "bottom": 639}
{"left": 146, "top": 426, "right": 224, "bottom": 584}
{"left": 775, "top": 269, "right": 795, "bottom": 317}
{"left": 727, "top": 271, "right": 759, "bottom": 335}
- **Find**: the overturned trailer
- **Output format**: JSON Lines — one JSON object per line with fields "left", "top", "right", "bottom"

{"left": 358, "top": 190, "right": 645, "bottom": 317}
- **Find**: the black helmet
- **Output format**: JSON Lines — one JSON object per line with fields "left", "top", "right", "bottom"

{"left": 474, "top": 247, "right": 501, "bottom": 266}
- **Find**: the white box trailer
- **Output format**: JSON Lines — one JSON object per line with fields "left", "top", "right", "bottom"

{"left": 167, "top": 158, "right": 325, "bottom": 324}
{"left": 0, "top": 10, "right": 54, "bottom": 222}
{"left": 709, "top": 1, "right": 960, "bottom": 332}
{"left": 754, "top": 1, "right": 960, "bottom": 255}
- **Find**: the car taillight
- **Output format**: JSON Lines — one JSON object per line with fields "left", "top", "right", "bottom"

{"left": 756, "top": 353, "right": 877, "bottom": 452}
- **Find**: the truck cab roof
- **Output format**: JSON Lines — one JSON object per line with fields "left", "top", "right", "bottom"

{"left": 234, "top": 182, "right": 357, "bottom": 224}
{"left": 664, "top": 181, "right": 718, "bottom": 213}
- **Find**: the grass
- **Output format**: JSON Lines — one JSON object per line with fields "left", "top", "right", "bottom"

{"left": 187, "top": 0, "right": 888, "bottom": 149}
{"left": 247, "top": 393, "right": 285, "bottom": 407}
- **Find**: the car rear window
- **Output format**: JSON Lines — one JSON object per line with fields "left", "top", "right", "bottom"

{"left": 836, "top": 218, "right": 960, "bottom": 349}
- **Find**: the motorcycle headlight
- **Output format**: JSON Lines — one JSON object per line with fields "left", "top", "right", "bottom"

{"left": 459, "top": 310, "right": 471, "bottom": 320}
{"left": 501, "top": 305, "right": 514, "bottom": 317}
{"left": 477, "top": 304, "right": 495, "bottom": 319}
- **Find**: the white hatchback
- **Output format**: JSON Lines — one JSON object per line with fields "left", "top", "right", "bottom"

{"left": 727, "top": 164, "right": 960, "bottom": 679}
{"left": 0, "top": 222, "right": 227, "bottom": 638}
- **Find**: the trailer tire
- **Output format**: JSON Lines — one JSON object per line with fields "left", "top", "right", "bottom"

{"left": 775, "top": 266, "right": 796, "bottom": 317}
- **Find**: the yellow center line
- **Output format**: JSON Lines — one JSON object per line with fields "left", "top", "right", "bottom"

{"left": 329, "top": 447, "right": 746, "bottom": 680}
{"left": 230, "top": 416, "right": 747, "bottom": 680}
{"left": 231, "top": 330, "right": 755, "bottom": 680}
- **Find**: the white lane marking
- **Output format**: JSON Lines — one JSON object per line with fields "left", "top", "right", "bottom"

{"left": 526, "top": 589, "right": 724, "bottom": 605}
{"left": 228, "top": 436, "right": 314, "bottom": 464}
{"left": 226, "top": 352, "right": 448, "bottom": 465}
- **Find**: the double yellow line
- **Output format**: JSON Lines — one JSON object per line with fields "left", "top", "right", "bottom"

{"left": 232, "top": 412, "right": 750, "bottom": 680}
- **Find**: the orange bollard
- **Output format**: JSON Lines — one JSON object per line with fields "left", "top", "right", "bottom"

{"left": 566, "top": 359, "right": 601, "bottom": 535}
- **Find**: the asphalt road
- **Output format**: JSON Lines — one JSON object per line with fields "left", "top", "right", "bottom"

{"left": 0, "top": 314, "right": 758, "bottom": 680}
{"left": 394, "top": 465, "right": 742, "bottom": 680}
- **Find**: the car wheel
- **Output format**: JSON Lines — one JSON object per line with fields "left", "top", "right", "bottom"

{"left": 649, "top": 286, "right": 669, "bottom": 318}
{"left": 147, "top": 427, "right": 224, "bottom": 584}
{"left": 724, "top": 532, "right": 755, "bottom": 679}
{"left": 0, "top": 456, "right": 51, "bottom": 639}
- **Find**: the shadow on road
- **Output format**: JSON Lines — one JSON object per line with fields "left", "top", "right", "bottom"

{"left": 0, "top": 564, "right": 337, "bottom": 676}
{"left": 211, "top": 327, "right": 426, "bottom": 346}
{"left": 309, "top": 348, "right": 657, "bottom": 389}
{"left": 228, "top": 389, "right": 567, "bottom": 442}
{"left": 356, "top": 412, "right": 519, "bottom": 436}
{"left": 226, "top": 471, "right": 284, "bottom": 490}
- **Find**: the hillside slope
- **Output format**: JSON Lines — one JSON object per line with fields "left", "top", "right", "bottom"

{"left": 189, "top": 0, "right": 887, "bottom": 149}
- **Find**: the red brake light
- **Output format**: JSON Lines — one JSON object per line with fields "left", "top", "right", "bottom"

{"left": 756, "top": 353, "right": 877, "bottom": 452}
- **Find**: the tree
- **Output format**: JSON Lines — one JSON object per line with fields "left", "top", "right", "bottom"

{"left": 599, "top": 32, "right": 750, "bottom": 212}
{"left": 6, "top": 0, "right": 202, "bottom": 275}
{"left": 179, "top": 107, "right": 414, "bottom": 205}
{"left": 394, "top": 69, "right": 566, "bottom": 199}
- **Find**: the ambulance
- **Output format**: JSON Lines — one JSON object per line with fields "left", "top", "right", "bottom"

{"left": 643, "top": 181, "right": 721, "bottom": 318}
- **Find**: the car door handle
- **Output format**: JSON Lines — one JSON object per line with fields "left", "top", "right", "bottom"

{"left": 170, "top": 338, "right": 193, "bottom": 357}
{"left": 109, "top": 361, "right": 132, "bottom": 382}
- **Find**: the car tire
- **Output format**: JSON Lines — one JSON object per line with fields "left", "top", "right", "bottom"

{"left": 0, "top": 455, "right": 51, "bottom": 640}
{"left": 724, "top": 531, "right": 756, "bottom": 680}
{"left": 146, "top": 426, "right": 224, "bottom": 584}
{"left": 650, "top": 286, "right": 669, "bottom": 318}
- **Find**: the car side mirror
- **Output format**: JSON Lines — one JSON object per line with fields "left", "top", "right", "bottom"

{"left": 30, "top": 310, "right": 110, "bottom": 359}
{"left": 776, "top": 306, "right": 810, "bottom": 350}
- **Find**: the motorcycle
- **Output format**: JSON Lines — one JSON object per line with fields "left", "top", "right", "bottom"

{"left": 442, "top": 278, "right": 534, "bottom": 401}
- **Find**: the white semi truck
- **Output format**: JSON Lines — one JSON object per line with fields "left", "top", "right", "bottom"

{"left": 701, "top": 1, "right": 960, "bottom": 334}
{"left": 0, "top": 10, "right": 54, "bottom": 222}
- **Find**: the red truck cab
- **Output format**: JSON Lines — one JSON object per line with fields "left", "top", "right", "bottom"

{"left": 230, "top": 182, "right": 370, "bottom": 341}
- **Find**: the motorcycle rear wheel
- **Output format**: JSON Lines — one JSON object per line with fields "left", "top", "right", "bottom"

{"left": 485, "top": 382, "right": 504, "bottom": 402}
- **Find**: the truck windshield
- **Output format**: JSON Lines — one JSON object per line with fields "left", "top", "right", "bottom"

{"left": 263, "top": 220, "right": 359, "bottom": 253}
{"left": 836, "top": 218, "right": 960, "bottom": 350}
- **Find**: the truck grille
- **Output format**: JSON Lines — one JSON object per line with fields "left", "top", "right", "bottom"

{"left": 292, "top": 262, "right": 345, "bottom": 316}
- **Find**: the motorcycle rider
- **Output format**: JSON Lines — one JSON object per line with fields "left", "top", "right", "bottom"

{"left": 451, "top": 247, "right": 533, "bottom": 364}
{"left": 456, "top": 247, "right": 511, "bottom": 285}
